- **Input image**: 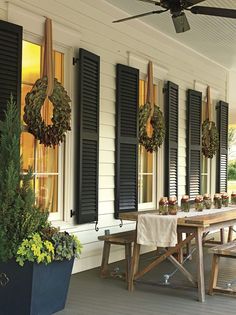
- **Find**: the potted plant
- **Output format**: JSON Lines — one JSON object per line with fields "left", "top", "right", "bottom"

{"left": 0, "top": 97, "right": 82, "bottom": 315}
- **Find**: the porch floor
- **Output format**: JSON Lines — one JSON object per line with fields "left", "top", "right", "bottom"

{"left": 57, "top": 247, "right": 236, "bottom": 315}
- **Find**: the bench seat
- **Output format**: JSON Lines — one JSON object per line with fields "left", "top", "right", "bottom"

{"left": 209, "top": 241, "right": 236, "bottom": 296}
{"left": 98, "top": 230, "right": 135, "bottom": 282}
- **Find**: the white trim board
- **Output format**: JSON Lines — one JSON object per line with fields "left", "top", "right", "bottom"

{"left": 128, "top": 52, "right": 168, "bottom": 80}
{"left": 194, "top": 81, "right": 220, "bottom": 100}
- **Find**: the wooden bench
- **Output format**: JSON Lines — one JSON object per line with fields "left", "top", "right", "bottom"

{"left": 209, "top": 241, "right": 236, "bottom": 296}
{"left": 98, "top": 230, "right": 135, "bottom": 282}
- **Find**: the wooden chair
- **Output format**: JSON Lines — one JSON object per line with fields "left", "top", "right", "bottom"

{"left": 209, "top": 241, "right": 236, "bottom": 296}
{"left": 98, "top": 230, "right": 135, "bottom": 282}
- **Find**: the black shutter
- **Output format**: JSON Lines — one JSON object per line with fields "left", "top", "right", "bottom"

{"left": 186, "top": 89, "right": 202, "bottom": 201}
{"left": 0, "top": 20, "right": 22, "bottom": 121}
{"left": 75, "top": 49, "right": 100, "bottom": 224}
{"left": 216, "top": 101, "right": 228, "bottom": 193}
{"left": 115, "top": 64, "right": 139, "bottom": 219}
{"left": 164, "top": 81, "right": 179, "bottom": 198}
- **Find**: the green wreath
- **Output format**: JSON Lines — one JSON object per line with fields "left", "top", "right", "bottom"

{"left": 139, "top": 102, "right": 165, "bottom": 153}
{"left": 23, "top": 76, "right": 71, "bottom": 147}
{"left": 202, "top": 118, "right": 219, "bottom": 159}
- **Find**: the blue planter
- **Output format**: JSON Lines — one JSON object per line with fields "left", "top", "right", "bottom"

{"left": 0, "top": 258, "right": 74, "bottom": 315}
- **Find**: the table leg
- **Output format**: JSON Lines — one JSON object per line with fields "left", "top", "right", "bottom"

{"left": 177, "top": 232, "right": 183, "bottom": 263}
{"left": 128, "top": 241, "right": 140, "bottom": 292}
{"left": 195, "top": 228, "right": 205, "bottom": 302}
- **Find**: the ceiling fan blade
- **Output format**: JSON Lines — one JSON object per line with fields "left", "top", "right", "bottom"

{"left": 184, "top": 0, "right": 205, "bottom": 7}
{"left": 113, "top": 9, "right": 168, "bottom": 23}
{"left": 190, "top": 6, "right": 236, "bottom": 19}
{"left": 137, "top": 0, "right": 160, "bottom": 5}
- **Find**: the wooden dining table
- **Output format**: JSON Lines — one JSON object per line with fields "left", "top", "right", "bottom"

{"left": 119, "top": 207, "right": 236, "bottom": 302}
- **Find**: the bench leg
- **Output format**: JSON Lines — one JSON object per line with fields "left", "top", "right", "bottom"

{"left": 125, "top": 243, "right": 132, "bottom": 283}
{"left": 209, "top": 254, "right": 220, "bottom": 296}
{"left": 220, "top": 228, "right": 225, "bottom": 244}
{"left": 100, "top": 241, "right": 111, "bottom": 278}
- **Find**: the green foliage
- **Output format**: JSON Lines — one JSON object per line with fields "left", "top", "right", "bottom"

{"left": 228, "top": 160, "right": 236, "bottom": 180}
{"left": 139, "top": 102, "right": 165, "bottom": 153}
{"left": 52, "top": 232, "right": 82, "bottom": 261}
{"left": 0, "top": 96, "right": 49, "bottom": 262}
{"left": 16, "top": 233, "right": 54, "bottom": 266}
{"left": 0, "top": 96, "right": 82, "bottom": 266}
{"left": 202, "top": 119, "right": 219, "bottom": 159}
{"left": 23, "top": 77, "right": 71, "bottom": 147}
{"left": 16, "top": 228, "right": 82, "bottom": 266}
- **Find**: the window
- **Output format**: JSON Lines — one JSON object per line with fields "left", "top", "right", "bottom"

{"left": 21, "top": 40, "right": 64, "bottom": 220}
{"left": 138, "top": 80, "right": 159, "bottom": 209}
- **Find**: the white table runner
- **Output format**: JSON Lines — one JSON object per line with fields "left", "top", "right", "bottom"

{"left": 137, "top": 207, "right": 233, "bottom": 247}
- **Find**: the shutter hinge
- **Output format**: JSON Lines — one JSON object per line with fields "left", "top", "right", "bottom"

{"left": 95, "top": 221, "right": 99, "bottom": 232}
{"left": 163, "top": 87, "right": 167, "bottom": 94}
{"left": 73, "top": 57, "right": 79, "bottom": 65}
{"left": 70, "top": 209, "right": 76, "bottom": 217}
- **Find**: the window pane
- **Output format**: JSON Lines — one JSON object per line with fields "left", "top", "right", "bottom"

{"left": 22, "top": 41, "right": 41, "bottom": 83}
{"left": 21, "top": 40, "right": 64, "bottom": 215}
{"left": 139, "top": 175, "right": 153, "bottom": 203}
{"left": 139, "top": 145, "right": 153, "bottom": 174}
{"left": 35, "top": 175, "right": 58, "bottom": 212}
{"left": 54, "top": 51, "right": 64, "bottom": 83}
{"left": 36, "top": 143, "right": 58, "bottom": 173}
{"left": 20, "top": 132, "right": 35, "bottom": 172}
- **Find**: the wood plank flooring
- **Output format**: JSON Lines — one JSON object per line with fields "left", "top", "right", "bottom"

{"left": 57, "top": 248, "right": 236, "bottom": 315}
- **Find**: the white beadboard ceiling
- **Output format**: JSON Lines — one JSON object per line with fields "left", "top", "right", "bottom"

{"left": 106, "top": 0, "right": 236, "bottom": 70}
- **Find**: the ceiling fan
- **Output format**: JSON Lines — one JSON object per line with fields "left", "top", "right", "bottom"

{"left": 113, "top": 0, "right": 236, "bottom": 33}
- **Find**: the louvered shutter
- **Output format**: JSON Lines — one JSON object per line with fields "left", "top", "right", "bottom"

{"left": 75, "top": 49, "right": 100, "bottom": 224}
{"left": 186, "top": 90, "right": 202, "bottom": 201}
{"left": 164, "top": 81, "right": 179, "bottom": 198}
{"left": 216, "top": 101, "right": 228, "bottom": 193}
{"left": 115, "top": 64, "right": 139, "bottom": 219}
{"left": 0, "top": 20, "right": 22, "bottom": 121}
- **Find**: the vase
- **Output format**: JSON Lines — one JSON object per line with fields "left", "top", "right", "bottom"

{"left": 0, "top": 258, "right": 74, "bottom": 315}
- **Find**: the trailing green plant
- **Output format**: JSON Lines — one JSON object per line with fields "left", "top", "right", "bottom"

{"left": 0, "top": 96, "right": 49, "bottom": 262}
{"left": 51, "top": 231, "right": 82, "bottom": 261}
{"left": 16, "top": 233, "right": 54, "bottom": 266}
{"left": 16, "top": 228, "right": 82, "bottom": 266}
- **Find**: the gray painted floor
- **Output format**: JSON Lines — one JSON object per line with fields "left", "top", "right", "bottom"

{"left": 57, "top": 248, "right": 236, "bottom": 315}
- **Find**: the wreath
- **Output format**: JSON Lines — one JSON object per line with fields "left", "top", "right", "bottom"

{"left": 139, "top": 102, "right": 165, "bottom": 153}
{"left": 202, "top": 118, "right": 219, "bottom": 158}
{"left": 23, "top": 76, "right": 71, "bottom": 147}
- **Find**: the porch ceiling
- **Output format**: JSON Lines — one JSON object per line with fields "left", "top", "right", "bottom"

{"left": 106, "top": 0, "right": 236, "bottom": 70}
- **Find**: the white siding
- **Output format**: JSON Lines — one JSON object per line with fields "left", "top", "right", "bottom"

{"left": 3, "top": 0, "right": 229, "bottom": 273}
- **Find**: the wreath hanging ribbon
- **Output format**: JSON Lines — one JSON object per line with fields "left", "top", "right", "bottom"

{"left": 23, "top": 18, "right": 71, "bottom": 147}
{"left": 202, "top": 86, "right": 219, "bottom": 158}
{"left": 139, "top": 61, "right": 165, "bottom": 153}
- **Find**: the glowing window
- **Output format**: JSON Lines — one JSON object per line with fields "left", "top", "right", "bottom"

{"left": 21, "top": 40, "right": 64, "bottom": 215}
